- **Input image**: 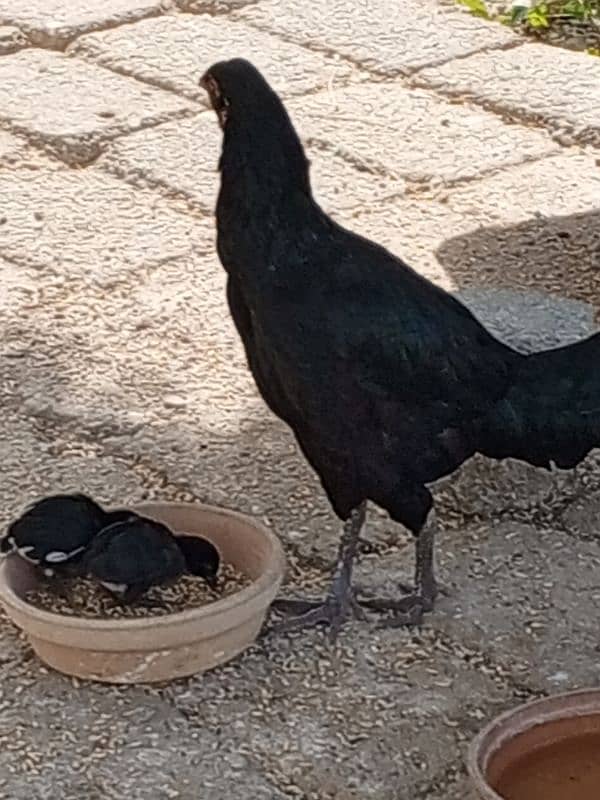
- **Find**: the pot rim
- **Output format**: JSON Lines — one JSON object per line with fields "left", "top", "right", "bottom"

{"left": 467, "top": 687, "right": 600, "bottom": 799}
{"left": 0, "top": 501, "right": 286, "bottom": 633}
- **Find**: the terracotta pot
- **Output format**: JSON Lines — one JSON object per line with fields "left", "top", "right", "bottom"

{"left": 467, "top": 689, "right": 600, "bottom": 799}
{"left": 0, "top": 502, "right": 285, "bottom": 684}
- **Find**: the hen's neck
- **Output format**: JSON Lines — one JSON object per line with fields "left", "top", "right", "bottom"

{"left": 216, "top": 118, "right": 320, "bottom": 284}
{"left": 220, "top": 115, "right": 311, "bottom": 200}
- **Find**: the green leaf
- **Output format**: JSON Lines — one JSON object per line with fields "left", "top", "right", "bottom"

{"left": 588, "top": 47, "right": 600, "bottom": 56}
{"left": 562, "top": 0, "right": 595, "bottom": 20}
{"left": 563, "top": 0, "right": 586, "bottom": 17}
{"left": 455, "top": 0, "right": 490, "bottom": 18}
{"left": 527, "top": 4, "right": 551, "bottom": 27}
{"left": 507, "top": 5, "right": 531, "bottom": 24}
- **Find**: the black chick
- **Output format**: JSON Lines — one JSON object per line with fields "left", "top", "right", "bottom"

{"left": 0, "top": 494, "right": 134, "bottom": 576}
{"left": 175, "top": 534, "right": 220, "bottom": 590}
{"left": 201, "top": 58, "right": 600, "bottom": 641}
{"left": 81, "top": 518, "right": 220, "bottom": 605}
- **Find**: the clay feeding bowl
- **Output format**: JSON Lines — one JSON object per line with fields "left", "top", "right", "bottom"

{"left": 468, "top": 688, "right": 600, "bottom": 800}
{"left": 0, "top": 502, "right": 285, "bottom": 684}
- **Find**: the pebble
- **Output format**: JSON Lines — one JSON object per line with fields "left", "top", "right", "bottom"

{"left": 163, "top": 394, "right": 187, "bottom": 409}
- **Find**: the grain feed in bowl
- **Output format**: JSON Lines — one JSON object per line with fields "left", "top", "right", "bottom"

{"left": 25, "top": 563, "right": 250, "bottom": 619}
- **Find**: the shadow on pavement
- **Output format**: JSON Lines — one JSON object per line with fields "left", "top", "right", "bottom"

{"left": 436, "top": 208, "right": 600, "bottom": 311}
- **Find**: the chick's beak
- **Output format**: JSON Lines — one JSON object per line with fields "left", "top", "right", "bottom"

{"left": 205, "top": 574, "right": 218, "bottom": 590}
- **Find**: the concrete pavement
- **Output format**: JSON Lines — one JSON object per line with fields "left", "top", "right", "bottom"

{"left": 0, "top": 1, "right": 599, "bottom": 797}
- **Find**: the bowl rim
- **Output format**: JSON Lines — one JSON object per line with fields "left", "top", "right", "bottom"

{"left": 466, "top": 687, "right": 600, "bottom": 799}
{"left": 0, "top": 501, "right": 286, "bottom": 632}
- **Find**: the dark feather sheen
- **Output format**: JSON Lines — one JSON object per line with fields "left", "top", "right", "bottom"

{"left": 209, "top": 59, "right": 600, "bottom": 533}
{"left": 3, "top": 494, "right": 122, "bottom": 565}
{"left": 81, "top": 518, "right": 186, "bottom": 591}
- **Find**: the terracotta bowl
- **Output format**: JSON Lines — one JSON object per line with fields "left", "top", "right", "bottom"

{"left": 467, "top": 689, "right": 600, "bottom": 799}
{"left": 0, "top": 502, "right": 285, "bottom": 684}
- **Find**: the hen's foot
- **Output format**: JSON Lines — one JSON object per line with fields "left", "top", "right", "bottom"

{"left": 359, "top": 578, "right": 438, "bottom": 628}
{"left": 269, "top": 589, "right": 366, "bottom": 643}
{"left": 361, "top": 593, "right": 427, "bottom": 628}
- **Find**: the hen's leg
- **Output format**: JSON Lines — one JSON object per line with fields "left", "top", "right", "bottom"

{"left": 360, "top": 511, "right": 439, "bottom": 626}
{"left": 270, "top": 501, "right": 367, "bottom": 643}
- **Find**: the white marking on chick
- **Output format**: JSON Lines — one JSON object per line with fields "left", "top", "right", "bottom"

{"left": 100, "top": 581, "right": 127, "bottom": 594}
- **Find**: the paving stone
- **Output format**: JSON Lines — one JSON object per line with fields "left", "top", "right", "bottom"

{"left": 0, "top": 256, "right": 45, "bottom": 317}
{"left": 0, "top": 633, "right": 283, "bottom": 800}
{"left": 456, "top": 288, "right": 596, "bottom": 353}
{"left": 70, "top": 13, "right": 355, "bottom": 103}
{"left": 433, "top": 450, "right": 581, "bottom": 531}
{"left": 417, "top": 42, "right": 600, "bottom": 146}
{"left": 99, "top": 111, "right": 400, "bottom": 212}
{"left": 561, "top": 489, "right": 600, "bottom": 540}
{"left": 427, "top": 521, "right": 600, "bottom": 691}
{"left": 177, "top": 0, "right": 256, "bottom": 9}
{"left": 350, "top": 152, "right": 600, "bottom": 303}
{"left": 163, "top": 624, "right": 512, "bottom": 800}
{"left": 433, "top": 776, "right": 478, "bottom": 800}
{"left": 0, "top": 130, "right": 32, "bottom": 167}
{"left": 0, "top": 413, "right": 147, "bottom": 531}
{"left": 355, "top": 519, "right": 600, "bottom": 690}
{"left": 285, "top": 83, "right": 557, "bottom": 184}
{"left": 236, "top": 0, "right": 517, "bottom": 75}
{"left": 0, "top": 0, "right": 166, "bottom": 48}
{"left": 0, "top": 130, "right": 62, "bottom": 169}
{"left": 0, "top": 50, "right": 195, "bottom": 165}
{"left": 0, "top": 24, "right": 27, "bottom": 53}
{"left": 0, "top": 248, "right": 249, "bottom": 429}
{"left": 0, "top": 169, "right": 200, "bottom": 283}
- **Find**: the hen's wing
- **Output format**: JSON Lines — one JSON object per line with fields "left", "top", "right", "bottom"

{"left": 270, "top": 225, "right": 521, "bottom": 432}
{"left": 331, "top": 288, "right": 516, "bottom": 427}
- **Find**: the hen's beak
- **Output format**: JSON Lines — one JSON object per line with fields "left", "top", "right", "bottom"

{"left": 200, "top": 72, "right": 229, "bottom": 128}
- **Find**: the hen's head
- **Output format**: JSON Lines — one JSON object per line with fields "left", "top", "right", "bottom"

{"left": 200, "top": 58, "right": 310, "bottom": 194}
{"left": 200, "top": 58, "right": 275, "bottom": 129}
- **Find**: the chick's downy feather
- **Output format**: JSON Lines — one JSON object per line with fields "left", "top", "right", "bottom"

{"left": 81, "top": 518, "right": 186, "bottom": 599}
{"left": 1, "top": 494, "right": 129, "bottom": 567}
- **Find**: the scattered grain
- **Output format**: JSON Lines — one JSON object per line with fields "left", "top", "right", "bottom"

{"left": 24, "top": 563, "right": 251, "bottom": 618}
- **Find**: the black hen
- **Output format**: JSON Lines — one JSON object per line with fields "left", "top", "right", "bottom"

{"left": 81, "top": 518, "right": 220, "bottom": 605}
{"left": 201, "top": 58, "right": 600, "bottom": 640}
{"left": 1, "top": 494, "right": 133, "bottom": 575}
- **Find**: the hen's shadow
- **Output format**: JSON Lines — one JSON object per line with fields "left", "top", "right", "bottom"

{"left": 436, "top": 208, "right": 600, "bottom": 314}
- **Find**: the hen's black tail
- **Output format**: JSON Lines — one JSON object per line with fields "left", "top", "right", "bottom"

{"left": 479, "top": 331, "right": 600, "bottom": 470}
